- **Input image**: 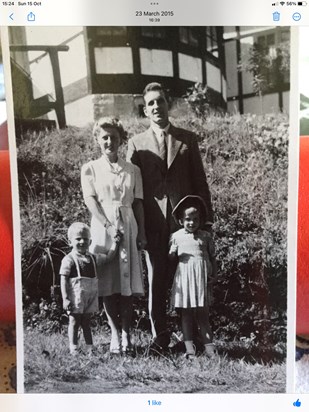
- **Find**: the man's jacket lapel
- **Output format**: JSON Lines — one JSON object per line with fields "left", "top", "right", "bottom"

{"left": 167, "top": 125, "right": 182, "bottom": 169}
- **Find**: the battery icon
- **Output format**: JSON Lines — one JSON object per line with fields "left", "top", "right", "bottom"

{"left": 298, "top": 1, "right": 307, "bottom": 5}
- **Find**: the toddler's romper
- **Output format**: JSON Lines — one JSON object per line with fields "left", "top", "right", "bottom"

{"left": 60, "top": 251, "right": 99, "bottom": 313}
{"left": 170, "top": 228, "right": 214, "bottom": 309}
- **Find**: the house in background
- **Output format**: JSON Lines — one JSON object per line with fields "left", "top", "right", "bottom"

{"left": 9, "top": 26, "right": 290, "bottom": 128}
{"left": 224, "top": 26, "right": 290, "bottom": 115}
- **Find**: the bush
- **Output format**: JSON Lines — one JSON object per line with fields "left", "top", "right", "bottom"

{"left": 18, "top": 111, "right": 288, "bottom": 346}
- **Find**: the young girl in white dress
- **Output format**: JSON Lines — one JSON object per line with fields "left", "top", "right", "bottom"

{"left": 169, "top": 195, "right": 217, "bottom": 359}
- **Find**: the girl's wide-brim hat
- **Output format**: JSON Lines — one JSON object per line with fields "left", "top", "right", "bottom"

{"left": 172, "top": 195, "right": 208, "bottom": 223}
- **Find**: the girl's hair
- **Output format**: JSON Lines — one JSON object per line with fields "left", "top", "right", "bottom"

{"left": 180, "top": 202, "right": 202, "bottom": 219}
{"left": 68, "top": 222, "right": 91, "bottom": 241}
{"left": 92, "top": 117, "right": 127, "bottom": 144}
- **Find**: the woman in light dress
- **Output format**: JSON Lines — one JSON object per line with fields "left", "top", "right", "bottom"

{"left": 81, "top": 117, "right": 147, "bottom": 354}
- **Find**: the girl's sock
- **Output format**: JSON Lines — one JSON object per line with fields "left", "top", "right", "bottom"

{"left": 204, "top": 343, "right": 216, "bottom": 357}
{"left": 184, "top": 340, "right": 195, "bottom": 356}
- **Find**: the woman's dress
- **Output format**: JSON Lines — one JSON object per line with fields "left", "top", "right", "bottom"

{"left": 81, "top": 156, "right": 144, "bottom": 297}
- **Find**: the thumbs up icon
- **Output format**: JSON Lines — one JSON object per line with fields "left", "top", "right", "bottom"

{"left": 293, "top": 399, "right": 301, "bottom": 407}
{"left": 27, "top": 12, "right": 35, "bottom": 22}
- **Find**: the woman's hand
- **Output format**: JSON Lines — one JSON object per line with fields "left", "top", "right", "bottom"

{"left": 105, "top": 223, "right": 119, "bottom": 239}
{"left": 114, "top": 230, "right": 123, "bottom": 244}
{"left": 104, "top": 220, "right": 113, "bottom": 230}
{"left": 63, "top": 298, "right": 72, "bottom": 311}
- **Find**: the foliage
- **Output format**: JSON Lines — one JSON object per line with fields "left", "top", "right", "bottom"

{"left": 183, "top": 82, "right": 210, "bottom": 118}
{"left": 18, "top": 111, "right": 288, "bottom": 349}
{"left": 238, "top": 43, "right": 271, "bottom": 97}
{"left": 238, "top": 40, "right": 290, "bottom": 113}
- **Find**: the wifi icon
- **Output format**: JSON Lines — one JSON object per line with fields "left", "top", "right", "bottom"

{"left": 280, "top": 1, "right": 285, "bottom": 4}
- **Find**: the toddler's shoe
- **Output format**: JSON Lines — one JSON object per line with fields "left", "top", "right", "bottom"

{"left": 110, "top": 332, "right": 121, "bottom": 354}
{"left": 70, "top": 345, "right": 79, "bottom": 356}
{"left": 121, "top": 331, "right": 133, "bottom": 355}
{"left": 86, "top": 345, "right": 98, "bottom": 357}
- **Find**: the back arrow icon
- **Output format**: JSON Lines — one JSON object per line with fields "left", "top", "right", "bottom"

{"left": 9, "top": 13, "right": 14, "bottom": 20}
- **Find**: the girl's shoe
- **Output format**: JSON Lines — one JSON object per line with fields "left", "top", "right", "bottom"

{"left": 184, "top": 352, "right": 196, "bottom": 360}
{"left": 204, "top": 343, "right": 216, "bottom": 357}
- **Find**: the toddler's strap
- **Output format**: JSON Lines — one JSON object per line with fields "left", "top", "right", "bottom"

{"left": 70, "top": 252, "right": 82, "bottom": 278}
{"left": 89, "top": 253, "right": 97, "bottom": 278}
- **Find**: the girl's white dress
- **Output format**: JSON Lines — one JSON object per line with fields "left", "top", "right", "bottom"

{"left": 169, "top": 228, "right": 214, "bottom": 308}
{"left": 81, "top": 156, "right": 144, "bottom": 297}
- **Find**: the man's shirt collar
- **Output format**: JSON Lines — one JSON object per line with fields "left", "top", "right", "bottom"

{"left": 151, "top": 122, "right": 170, "bottom": 139}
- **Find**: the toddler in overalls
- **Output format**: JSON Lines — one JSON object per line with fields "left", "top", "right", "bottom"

{"left": 60, "top": 222, "right": 121, "bottom": 354}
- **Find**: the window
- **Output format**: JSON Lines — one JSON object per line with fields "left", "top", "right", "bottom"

{"left": 141, "top": 27, "right": 166, "bottom": 39}
{"left": 280, "top": 29, "right": 290, "bottom": 43}
{"left": 206, "top": 27, "right": 218, "bottom": 57}
{"left": 257, "top": 33, "right": 276, "bottom": 58}
{"left": 179, "top": 27, "right": 199, "bottom": 47}
{"left": 95, "top": 27, "right": 127, "bottom": 37}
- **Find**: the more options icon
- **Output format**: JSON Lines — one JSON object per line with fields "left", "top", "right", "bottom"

{"left": 273, "top": 11, "right": 280, "bottom": 21}
{"left": 292, "top": 12, "right": 301, "bottom": 21}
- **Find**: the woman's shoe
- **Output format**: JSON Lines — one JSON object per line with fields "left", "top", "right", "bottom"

{"left": 110, "top": 346, "right": 121, "bottom": 355}
{"left": 110, "top": 339, "right": 121, "bottom": 354}
{"left": 121, "top": 331, "right": 133, "bottom": 355}
{"left": 122, "top": 345, "right": 135, "bottom": 357}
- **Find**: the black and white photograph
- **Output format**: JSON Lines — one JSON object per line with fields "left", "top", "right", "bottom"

{"left": 8, "top": 26, "right": 290, "bottom": 393}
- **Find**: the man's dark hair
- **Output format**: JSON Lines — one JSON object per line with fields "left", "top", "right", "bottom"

{"left": 143, "top": 82, "right": 166, "bottom": 97}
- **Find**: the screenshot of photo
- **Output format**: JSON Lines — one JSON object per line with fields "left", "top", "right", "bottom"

{"left": 0, "top": 0, "right": 305, "bottom": 409}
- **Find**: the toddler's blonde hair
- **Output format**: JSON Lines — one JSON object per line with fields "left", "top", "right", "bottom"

{"left": 67, "top": 222, "right": 91, "bottom": 241}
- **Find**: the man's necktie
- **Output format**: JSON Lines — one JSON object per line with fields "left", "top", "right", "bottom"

{"left": 158, "top": 130, "right": 167, "bottom": 162}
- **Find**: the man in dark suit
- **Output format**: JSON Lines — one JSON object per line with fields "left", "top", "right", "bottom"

{"left": 127, "top": 82, "right": 213, "bottom": 349}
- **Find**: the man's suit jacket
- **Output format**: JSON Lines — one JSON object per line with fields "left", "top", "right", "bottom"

{"left": 126, "top": 123, "right": 213, "bottom": 236}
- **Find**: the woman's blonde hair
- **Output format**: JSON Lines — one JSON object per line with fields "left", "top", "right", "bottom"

{"left": 92, "top": 117, "right": 127, "bottom": 144}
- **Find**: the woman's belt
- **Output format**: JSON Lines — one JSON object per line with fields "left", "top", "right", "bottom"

{"left": 99, "top": 200, "right": 131, "bottom": 208}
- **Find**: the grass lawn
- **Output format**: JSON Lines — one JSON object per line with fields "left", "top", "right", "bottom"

{"left": 23, "top": 328, "right": 286, "bottom": 394}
